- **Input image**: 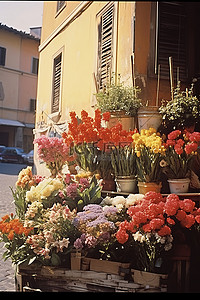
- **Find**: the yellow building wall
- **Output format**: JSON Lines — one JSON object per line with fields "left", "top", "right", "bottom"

{"left": 36, "top": 1, "right": 110, "bottom": 126}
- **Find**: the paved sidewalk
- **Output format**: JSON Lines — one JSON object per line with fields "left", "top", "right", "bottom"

{"left": 0, "top": 171, "right": 19, "bottom": 292}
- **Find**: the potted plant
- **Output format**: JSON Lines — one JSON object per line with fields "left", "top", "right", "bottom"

{"left": 159, "top": 81, "right": 200, "bottom": 132}
{"left": 160, "top": 129, "right": 200, "bottom": 193}
{"left": 62, "top": 109, "right": 136, "bottom": 191}
{"left": 132, "top": 128, "right": 166, "bottom": 194}
{"left": 111, "top": 144, "right": 137, "bottom": 193}
{"left": 95, "top": 73, "right": 142, "bottom": 131}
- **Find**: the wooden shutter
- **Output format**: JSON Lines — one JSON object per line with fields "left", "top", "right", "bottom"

{"left": 32, "top": 57, "right": 39, "bottom": 74}
{"left": 157, "top": 2, "right": 187, "bottom": 80}
{"left": 0, "top": 47, "right": 6, "bottom": 66}
{"left": 52, "top": 53, "right": 62, "bottom": 114}
{"left": 97, "top": 4, "right": 114, "bottom": 90}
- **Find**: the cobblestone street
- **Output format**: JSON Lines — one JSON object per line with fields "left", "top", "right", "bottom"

{"left": 0, "top": 163, "right": 27, "bottom": 292}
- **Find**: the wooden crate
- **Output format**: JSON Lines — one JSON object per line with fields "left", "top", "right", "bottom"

{"left": 15, "top": 263, "right": 167, "bottom": 292}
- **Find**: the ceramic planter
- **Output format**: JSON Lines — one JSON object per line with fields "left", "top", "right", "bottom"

{"left": 115, "top": 176, "right": 137, "bottom": 193}
{"left": 167, "top": 178, "right": 190, "bottom": 194}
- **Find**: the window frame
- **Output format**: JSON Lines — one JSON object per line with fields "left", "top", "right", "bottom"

{"left": 0, "top": 46, "right": 6, "bottom": 66}
{"left": 31, "top": 57, "right": 39, "bottom": 74}
{"left": 148, "top": 2, "right": 188, "bottom": 82}
{"left": 50, "top": 47, "right": 64, "bottom": 118}
{"left": 95, "top": 2, "right": 118, "bottom": 92}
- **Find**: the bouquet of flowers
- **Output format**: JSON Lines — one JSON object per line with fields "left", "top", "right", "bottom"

{"left": 34, "top": 135, "right": 74, "bottom": 177}
{"left": 116, "top": 191, "right": 200, "bottom": 273}
{"left": 160, "top": 130, "right": 200, "bottom": 179}
{"left": 1, "top": 166, "right": 102, "bottom": 266}
{"left": 62, "top": 109, "right": 135, "bottom": 180}
{"left": 132, "top": 128, "right": 166, "bottom": 182}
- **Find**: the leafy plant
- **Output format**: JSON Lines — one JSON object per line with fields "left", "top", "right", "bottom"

{"left": 159, "top": 81, "right": 200, "bottom": 128}
{"left": 95, "top": 74, "right": 142, "bottom": 116}
{"left": 111, "top": 145, "right": 136, "bottom": 177}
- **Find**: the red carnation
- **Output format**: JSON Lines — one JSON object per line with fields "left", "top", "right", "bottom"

{"left": 116, "top": 229, "right": 129, "bottom": 244}
{"left": 158, "top": 225, "right": 171, "bottom": 236}
{"left": 179, "top": 199, "right": 195, "bottom": 213}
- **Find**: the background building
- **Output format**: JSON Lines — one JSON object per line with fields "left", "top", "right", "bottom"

{"left": 0, "top": 23, "right": 40, "bottom": 152}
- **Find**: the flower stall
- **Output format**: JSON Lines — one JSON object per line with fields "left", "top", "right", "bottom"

{"left": 2, "top": 109, "right": 200, "bottom": 292}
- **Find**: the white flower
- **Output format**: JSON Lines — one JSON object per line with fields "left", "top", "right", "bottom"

{"left": 125, "top": 194, "right": 144, "bottom": 208}
{"left": 112, "top": 196, "right": 126, "bottom": 208}
{"left": 133, "top": 231, "right": 146, "bottom": 243}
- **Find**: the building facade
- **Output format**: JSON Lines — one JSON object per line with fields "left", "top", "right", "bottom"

{"left": 35, "top": 1, "right": 200, "bottom": 174}
{"left": 0, "top": 24, "right": 40, "bottom": 152}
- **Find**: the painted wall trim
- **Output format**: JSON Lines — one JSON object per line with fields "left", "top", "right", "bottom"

{"left": 39, "top": 1, "right": 93, "bottom": 53}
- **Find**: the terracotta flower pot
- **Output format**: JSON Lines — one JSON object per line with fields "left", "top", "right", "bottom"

{"left": 138, "top": 181, "right": 162, "bottom": 194}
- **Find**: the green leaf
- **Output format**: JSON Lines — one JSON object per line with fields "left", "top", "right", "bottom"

{"left": 51, "top": 253, "right": 61, "bottom": 266}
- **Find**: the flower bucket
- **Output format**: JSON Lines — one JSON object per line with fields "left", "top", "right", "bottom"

{"left": 137, "top": 182, "right": 162, "bottom": 194}
{"left": 137, "top": 106, "right": 162, "bottom": 131}
{"left": 131, "top": 269, "right": 168, "bottom": 288}
{"left": 168, "top": 178, "right": 190, "bottom": 194}
{"left": 115, "top": 176, "right": 136, "bottom": 193}
{"left": 108, "top": 112, "right": 136, "bottom": 131}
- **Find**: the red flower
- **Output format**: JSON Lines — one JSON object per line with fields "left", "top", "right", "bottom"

{"left": 185, "top": 142, "right": 198, "bottom": 154}
{"left": 149, "top": 218, "right": 164, "bottom": 230}
{"left": 167, "top": 218, "right": 175, "bottom": 225}
{"left": 158, "top": 225, "right": 171, "bottom": 236}
{"left": 189, "top": 132, "right": 200, "bottom": 143}
{"left": 195, "top": 215, "right": 200, "bottom": 223}
{"left": 180, "top": 214, "right": 195, "bottom": 228}
{"left": 102, "top": 111, "right": 111, "bottom": 122}
{"left": 143, "top": 223, "right": 151, "bottom": 232}
{"left": 116, "top": 229, "right": 129, "bottom": 244}
{"left": 176, "top": 209, "right": 187, "bottom": 221}
{"left": 174, "top": 143, "right": 183, "bottom": 155}
{"left": 165, "top": 194, "right": 180, "bottom": 216}
{"left": 179, "top": 199, "right": 195, "bottom": 213}
{"left": 142, "top": 191, "right": 163, "bottom": 204}
{"left": 167, "top": 130, "right": 181, "bottom": 140}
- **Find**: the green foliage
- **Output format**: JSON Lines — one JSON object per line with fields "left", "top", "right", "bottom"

{"left": 95, "top": 74, "right": 142, "bottom": 116}
{"left": 10, "top": 186, "right": 28, "bottom": 220}
{"left": 159, "top": 81, "right": 200, "bottom": 128}
{"left": 64, "top": 175, "right": 102, "bottom": 212}
{"left": 111, "top": 145, "right": 136, "bottom": 177}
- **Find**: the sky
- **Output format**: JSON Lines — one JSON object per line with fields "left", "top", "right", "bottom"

{"left": 0, "top": 1, "right": 44, "bottom": 33}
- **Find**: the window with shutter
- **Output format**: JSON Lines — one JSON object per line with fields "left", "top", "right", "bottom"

{"left": 52, "top": 53, "right": 62, "bottom": 114}
{"left": 0, "top": 47, "right": 6, "bottom": 66}
{"left": 157, "top": 2, "right": 187, "bottom": 80}
{"left": 97, "top": 3, "right": 114, "bottom": 90}
{"left": 31, "top": 57, "right": 39, "bottom": 74}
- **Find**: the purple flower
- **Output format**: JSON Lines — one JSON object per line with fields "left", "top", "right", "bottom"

{"left": 103, "top": 206, "right": 118, "bottom": 216}
{"left": 83, "top": 204, "right": 103, "bottom": 213}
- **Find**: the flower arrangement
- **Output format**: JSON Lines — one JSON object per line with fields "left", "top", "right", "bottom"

{"left": 34, "top": 135, "right": 74, "bottom": 177}
{"left": 62, "top": 109, "right": 135, "bottom": 180}
{"left": 159, "top": 81, "right": 200, "bottom": 129}
{"left": 161, "top": 130, "right": 200, "bottom": 179}
{"left": 132, "top": 128, "right": 166, "bottom": 182}
{"left": 116, "top": 191, "right": 200, "bottom": 273}
{"left": 2, "top": 162, "right": 200, "bottom": 274}
{"left": 95, "top": 73, "right": 142, "bottom": 117}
